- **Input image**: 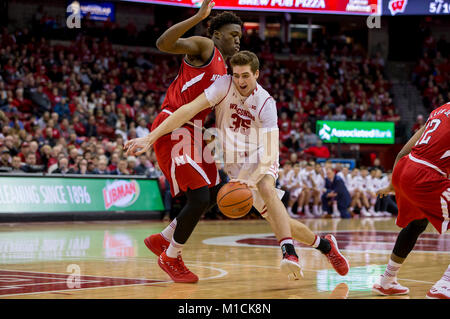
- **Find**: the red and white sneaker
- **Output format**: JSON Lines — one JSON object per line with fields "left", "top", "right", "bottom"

{"left": 280, "top": 254, "right": 303, "bottom": 280}
{"left": 324, "top": 234, "right": 350, "bottom": 276}
{"left": 426, "top": 283, "right": 450, "bottom": 299}
{"left": 158, "top": 251, "right": 199, "bottom": 283}
{"left": 144, "top": 233, "right": 170, "bottom": 257}
{"left": 372, "top": 281, "right": 409, "bottom": 296}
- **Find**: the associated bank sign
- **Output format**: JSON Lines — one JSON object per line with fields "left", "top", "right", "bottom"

{"left": 317, "top": 120, "right": 395, "bottom": 144}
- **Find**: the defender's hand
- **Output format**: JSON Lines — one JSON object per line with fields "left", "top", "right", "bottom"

{"left": 196, "top": 0, "right": 215, "bottom": 20}
{"left": 124, "top": 136, "right": 154, "bottom": 156}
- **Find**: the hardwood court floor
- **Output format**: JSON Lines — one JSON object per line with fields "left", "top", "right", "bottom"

{"left": 0, "top": 218, "right": 448, "bottom": 299}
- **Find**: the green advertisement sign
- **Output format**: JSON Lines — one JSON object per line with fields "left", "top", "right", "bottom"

{"left": 316, "top": 121, "right": 395, "bottom": 144}
{"left": 0, "top": 176, "right": 165, "bottom": 213}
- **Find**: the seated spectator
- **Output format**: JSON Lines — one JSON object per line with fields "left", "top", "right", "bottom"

{"left": 411, "top": 114, "right": 425, "bottom": 135}
{"left": 303, "top": 126, "right": 319, "bottom": 147}
{"left": 321, "top": 167, "right": 352, "bottom": 219}
{"left": 111, "top": 159, "right": 130, "bottom": 175}
{"left": 10, "top": 156, "right": 23, "bottom": 173}
{"left": 92, "top": 158, "right": 109, "bottom": 174}
{"left": 20, "top": 152, "right": 44, "bottom": 173}
{"left": 136, "top": 117, "right": 150, "bottom": 138}
{"left": 30, "top": 85, "right": 51, "bottom": 116}
{"left": 0, "top": 149, "right": 11, "bottom": 168}
{"left": 76, "top": 158, "right": 89, "bottom": 175}
{"left": 127, "top": 156, "right": 137, "bottom": 175}
{"left": 134, "top": 154, "right": 150, "bottom": 175}
{"left": 52, "top": 157, "right": 76, "bottom": 174}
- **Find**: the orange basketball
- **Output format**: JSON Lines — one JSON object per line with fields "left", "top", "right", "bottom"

{"left": 217, "top": 182, "right": 253, "bottom": 219}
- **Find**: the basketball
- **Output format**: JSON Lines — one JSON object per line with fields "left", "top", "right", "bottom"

{"left": 217, "top": 182, "right": 253, "bottom": 219}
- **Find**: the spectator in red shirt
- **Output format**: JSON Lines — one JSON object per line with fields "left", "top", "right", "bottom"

{"left": 17, "top": 142, "right": 31, "bottom": 162}
{"left": 11, "top": 88, "right": 32, "bottom": 113}
{"left": 73, "top": 115, "right": 86, "bottom": 136}
{"left": 302, "top": 140, "right": 330, "bottom": 159}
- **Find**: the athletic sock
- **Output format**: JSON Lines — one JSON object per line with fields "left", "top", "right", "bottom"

{"left": 279, "top": 237, "right": 297, "bottom": 257}
{"left": 381, "top": 259, "right": 403, "bottom": 286}
{"left": 311, "top": 235, "right": 331, "bottom": 254}
{"left": 166, "top": 238, "right": 184, "bottom": 258}
{"left": 161, "top": 218, "right": 177, "bottom": 241}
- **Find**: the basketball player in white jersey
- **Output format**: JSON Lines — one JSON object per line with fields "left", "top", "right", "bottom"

{"left": 286, "top": 163, "right": 304, "bottom": 218}
{"left": 126, "top": 51, "right": 349, "bottom": 278}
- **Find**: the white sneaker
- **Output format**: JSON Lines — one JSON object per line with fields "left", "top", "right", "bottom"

{"left": 331, "top": 210, "right": 341, "bottom": 218}
{"left": 426, "top": 281, "right": 450, "bottom": 299}
{"left": 313, "top": 206, "right": 320, "bottom": 217}
{"left": 372, "top": 280, "right": 410, "bottom": 296}
{"left": 280, "top": 254, "right": 304, "bottom": 280}
{"left": 372, "top": 211, "right": 384, "bottom": 217}
{"left": 304, "top": 209, "right": 315, "bottom": 218}
{"left": 381, "top": 211, "right": 392, "bottom": 217}
{"left": 361, "top": 207, "right": 372, "bottom": 217}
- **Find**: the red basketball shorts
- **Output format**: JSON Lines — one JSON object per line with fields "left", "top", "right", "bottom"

{"left": 392, "top": 154, "right": 450, "bottom": 234}
{"left": 152, "top": 112, "right": 219, "bottom": 197}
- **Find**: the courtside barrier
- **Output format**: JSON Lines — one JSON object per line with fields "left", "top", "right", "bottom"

{"left": 0, "top": 174, "right": 165, "bottom": 222}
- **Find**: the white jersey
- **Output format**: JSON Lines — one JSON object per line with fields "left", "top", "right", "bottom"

{"left": 359, "top": 176, "right": 372, "bottom": 194}
{"left": 205, "top": 75, "right": 278, "bottom": 168}
{"left": 336, "top": 171, "right": 351, "bottom": 187}
{"left": 312, "top": 172, "right": 325, "bottom": 192}
{"left": 204, "top": 75, "right": 283, "bottom": 215}
{"left": 348, "top": 175, "right": 363, "bottom": 193}
{"left": 380, "top": 175, "right": 390, "bottom": 189}
{"left": 368, "top": 176, "right": 382, "bottom": 192}
{"left": 302, "top": 169, "right": 315, "bottom": 188}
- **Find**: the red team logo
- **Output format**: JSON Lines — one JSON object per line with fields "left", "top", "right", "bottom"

{"left": 388, "top": 0, "right": 408, "bottom": 15}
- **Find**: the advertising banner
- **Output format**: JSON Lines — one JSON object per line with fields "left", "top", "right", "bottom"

{"left": 383, "top": 0, "right": 450, "bottom": 16}
{"left": 68, "top": 1, "right": 116, "bottom": 22}
{"left": 0, "top": 176, "right": 164, "bottom": 213}
{"left": 316, "top": 120, "right": 395, "bottom": 144}
{"left": 123, "top": 0, "right": 380, "bottom": 15}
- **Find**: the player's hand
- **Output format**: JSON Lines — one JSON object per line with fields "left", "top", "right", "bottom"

{"left": 230, "top": 179, "right": 256, "bottom": 189}
{"left": 376, "top": 183, "right": 395, "bottom": 198}
{"left": 123, "top": 136, "right": 154, "bottom": 156}
{"left": 196, "top": 0, "right": 215, "bottom": 20}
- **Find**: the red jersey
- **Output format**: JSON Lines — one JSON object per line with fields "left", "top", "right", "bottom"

{"left": 159, "top": 47, "right": 227, "bottom": 127}
{"left": 410, "top": 102, "right": 450, "bottom": 176}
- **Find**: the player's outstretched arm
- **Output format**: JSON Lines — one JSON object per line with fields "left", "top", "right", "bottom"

{"left": 123, "top": 93, "right": 211, "bottom": 156}
{"left": 156, "top": 0, "right": 215, "bottom": 58}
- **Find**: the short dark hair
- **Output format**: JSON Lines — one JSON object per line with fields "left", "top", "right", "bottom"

{"left": 230, "top": 50, "right": 259, "bottom": 74}
{"left": 207, "top": 11, "right": 243, "bottom": 37}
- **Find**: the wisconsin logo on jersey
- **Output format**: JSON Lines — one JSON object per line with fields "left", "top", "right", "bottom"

{"left": 388, "top": 0, "right": 408, "bottom": 15}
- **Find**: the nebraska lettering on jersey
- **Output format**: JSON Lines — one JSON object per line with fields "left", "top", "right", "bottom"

{"left": 160, "top": 47, "right": 227, "bottom": 127}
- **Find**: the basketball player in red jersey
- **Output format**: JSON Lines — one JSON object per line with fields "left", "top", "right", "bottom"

{"left": 125, "top": 2, "right": 243, "bottom": 283}
{"left": 373, "top": 102, "right": 450, "bottom": 299}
